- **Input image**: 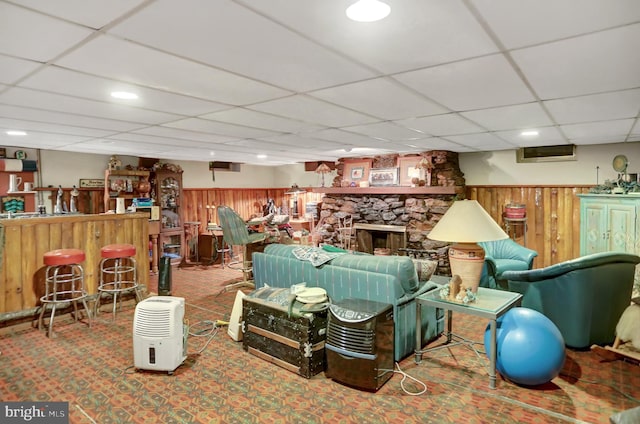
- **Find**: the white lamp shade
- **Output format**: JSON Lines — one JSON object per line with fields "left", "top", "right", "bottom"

{"left": 428, "top": 200, "right": 508, "bottom": 243}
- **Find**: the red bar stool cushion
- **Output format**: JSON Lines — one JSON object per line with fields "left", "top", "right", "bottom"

{"left": 43, "top": 249, "right": 85, "bottom": 266}
{"left": 101, "top": 243, "right": 136, "bottom": 259}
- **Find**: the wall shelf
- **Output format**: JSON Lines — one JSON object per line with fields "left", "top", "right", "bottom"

{"left": 310, "top": 186, "right": 459, "bottom": 195}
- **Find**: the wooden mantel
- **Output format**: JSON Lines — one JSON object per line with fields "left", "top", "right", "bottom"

{"left": 310, "top": 186, "right": 460, "bottom": 195}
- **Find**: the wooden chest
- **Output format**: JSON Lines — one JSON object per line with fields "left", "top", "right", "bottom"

{"left": 242, "top": 288, "right": 327, "bottom": 378}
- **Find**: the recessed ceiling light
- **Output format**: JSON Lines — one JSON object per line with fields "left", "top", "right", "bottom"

{"left": 110, "top": 91, "right": 139, "bottom": 100}
{"left": 6, "top": 130, "right": 27, "bottom": 136}
{"left": 521, "top": 130, "right": 539, "bottom": 137}
{"left": 209, "top": 151, "right": 215, "bottom": 156}
{"left": 257, "top": 154, "right": 267, "bottom": 159}
{"left": 346, "top": 0, "right": 391, "bottom": 22}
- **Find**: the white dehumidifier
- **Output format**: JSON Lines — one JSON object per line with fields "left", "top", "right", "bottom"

{"left": 133, "top": 296, "right": 188, "bottom": 374}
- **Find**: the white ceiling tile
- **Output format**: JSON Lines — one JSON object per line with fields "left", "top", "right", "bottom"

{"left": 133, "top": 126, "right": 237, "bottom": 144}
{"left": 404, "top": 137, "right": 476, "bottom": 152}
{"left": 394, "top": 54, "right": 535, "bottom": 111}
{"left": 471, "top": 0, "right": 640, "bottom": 49}
{"left": 56, "top": 35, "right": 292, "bottom": 105}
{"left": 494, "top": 126, "right": 567, "bottom": 147}
{"left": 248, "top": 0, "right": 499, "bottom": 74}
{"left": 513, "top": 24, "right": 640, "bottom": 99}
{"left": 310, "top": 77, "right": 447, "bottom": 120}
{"left": 255, "top": 134, "right": 344, "bottom": 150}
{"left": 106, "top": 133, "right": 215, "bottom": 148}
{"left": 0, "top": 131, "right": 92, "bottom": 149}
{"left": 0, "top": 1, "right": 636, "bottom": 163}
{"left": 445, "top": 132, "right": 516, "bottom": 151}
{"left": 13, "top": 0, "right": 147, "bottom": 29}
{"left": 0, "top": 118, "right": 115, "bottom": 138}
{"left": 1, "top": 87, "right": 180, "bottom": 124}
{"left": 163, "top": 118, "right": 281, "bottom": 139}
{"left": 561, "top": 119, "right": 635, "bottom": 142}
{"left": 0, "top": 55, "right": 42, "bottom": 85}
{"left": 73, "top": 139, "right": 168, "bottom": 154}
{"left": 249, "top": 95, "right": 378, "bottom": 127}
{"left": 544, "top": 89, "right": 640, "bottom": 124}
{"left": 344, "top": 122, "right": 426, "bottom": 141}
{"left": 108, "top": 0, "right": 376, "bottom": 91}
{"left": 396, "top": 113, "right": 485, "bottom": 136}
{"left": 0, "top": 104, "right": 147, "bottom": 132}
{"left": 200, "top": 108, "right": 325, "bottom": 134}
{"left": 305, "top": 128, "right": 390, "bottom": 148}
{"left": 21, "top": 67, "right": 229, "bottom": 116}
{"left": 0, "top": 2, "right": 93, "bottom": 61}
{"left": 460, "top": 103, "right": 554, "bottom": 131}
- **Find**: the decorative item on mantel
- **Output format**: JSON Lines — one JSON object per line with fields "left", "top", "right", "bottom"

{"left": 285, "top": 184, "right": 306, "bottom": 218}
{"left": 428, "top": 200, "right": 509, "bottom": 301}
{"left": 108, "top": 155, "right": 122, "bottom": 171}
{"left": 315, "top": 162, "right": 332, "bottom": 187}
{"left": 415, "top": 155, "right": 433, "bottom": 187}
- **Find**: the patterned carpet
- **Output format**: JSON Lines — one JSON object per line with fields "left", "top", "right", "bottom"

{"left": 1, "top": 264, "right": 639, "bottom": 424}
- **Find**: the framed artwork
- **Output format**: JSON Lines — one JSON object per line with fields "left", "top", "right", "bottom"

{"left": 397, "top": 156, "right": 421, "bottom": 186}
{"left": 369, "top": 167, "right": 399, "bottom": 186}
{"left": 343, "top": 159, "right": 372, "bottom": 184}
{"left": 1, "top": 195, "right": 25, "bottom": 213}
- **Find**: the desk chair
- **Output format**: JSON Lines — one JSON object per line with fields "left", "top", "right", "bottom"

{"left": 217, "top": 206, "right": 268, "bottom": 291}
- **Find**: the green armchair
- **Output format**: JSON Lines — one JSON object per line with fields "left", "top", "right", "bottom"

{"left": 478, "top": 239, "right": 538, "bottom": 289}
{"left": 217, "top": 206, "right": 268, "bottom": 291}
{"left": 501, "top": 252, "right": 640, "bottom": 349}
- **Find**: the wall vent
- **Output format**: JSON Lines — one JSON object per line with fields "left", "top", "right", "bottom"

{"left": 209, "top": 161, "right": 241, "bottom": 172}
{"left": 516, "top": 144, "right": 576, "bottom": 163}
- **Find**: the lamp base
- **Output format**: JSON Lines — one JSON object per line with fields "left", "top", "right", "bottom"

{"left": 448, "top": 242, "right": 485, "bottom": 294}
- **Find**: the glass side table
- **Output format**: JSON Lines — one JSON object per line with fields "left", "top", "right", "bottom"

{"left": 415, "top": 287, "right": 522, "bottom": 389}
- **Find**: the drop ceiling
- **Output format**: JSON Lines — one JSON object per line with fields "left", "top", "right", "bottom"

{"left": 0, "top": 0, "right": 638, "bottom": 166}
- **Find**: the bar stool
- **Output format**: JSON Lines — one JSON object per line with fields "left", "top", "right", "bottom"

{"left": 38, "top": 249, "right": 92, "bottom": 338}
{"left": 95, "top": 243, "right": 143, "bottom": 320}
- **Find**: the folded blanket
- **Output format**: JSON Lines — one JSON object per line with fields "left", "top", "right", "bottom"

{"left": 292, "top": 246, "right": 344, "bottom": 267}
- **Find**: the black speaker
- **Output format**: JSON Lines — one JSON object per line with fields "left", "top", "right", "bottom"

{"left": 325, "top": 298, "right": 394, "bottom": 391}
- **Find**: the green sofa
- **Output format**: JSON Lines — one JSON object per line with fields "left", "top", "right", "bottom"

{"left": 252, "top": 244, "right": 445, "bottom": 361}
{"left": 501, "top": 252, "right": 640, "bottom": 349}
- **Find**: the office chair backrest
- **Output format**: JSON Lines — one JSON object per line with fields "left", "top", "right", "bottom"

{"left": 217, "top": 206, "right": 249, "bottom": 246}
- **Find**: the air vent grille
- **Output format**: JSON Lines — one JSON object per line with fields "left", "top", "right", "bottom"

{"left": 327, "top": 323, "right": 375, "bottom": 355}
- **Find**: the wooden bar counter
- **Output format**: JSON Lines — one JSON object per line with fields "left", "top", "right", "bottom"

{"left": 0, "top": 212, "right": 149, "bottom": 319}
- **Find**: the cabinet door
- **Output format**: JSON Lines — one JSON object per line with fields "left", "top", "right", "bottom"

{"left": 159, "top": 175, "right": 182, "bottom": 230}
{"left": 581, "top": 201, "right": 607, "bottom": 255}
{"left": 607, "top": 204, "right": 636, "bottom": 252}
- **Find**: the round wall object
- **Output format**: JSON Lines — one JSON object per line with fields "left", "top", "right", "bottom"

{"left": 612, "top": 154, "right": 628, "bottom": 173}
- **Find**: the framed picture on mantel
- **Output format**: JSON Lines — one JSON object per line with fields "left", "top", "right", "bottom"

{"left": 343, "top": 159, "right": 372, "bottom": 186}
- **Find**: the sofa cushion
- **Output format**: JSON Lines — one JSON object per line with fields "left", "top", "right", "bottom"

{"left": 412, "top": 259, "right": 437, "bottom": 282}
{"left": 263, "top": 243, "right": 420, "bottom": 293}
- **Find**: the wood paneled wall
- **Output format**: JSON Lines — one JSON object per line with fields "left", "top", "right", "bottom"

{"left": 182, "top": 188, "right": 325, "bottom": 231}
{"left": 466, "top": 185, "right": 593, "bottom": 269}
{"left": 60, "top": 185, "right": 593, "bottom": 270}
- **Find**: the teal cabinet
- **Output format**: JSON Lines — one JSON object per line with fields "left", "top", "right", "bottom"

{"left": 579, "top": 195, "right": 639, "bottom": 256}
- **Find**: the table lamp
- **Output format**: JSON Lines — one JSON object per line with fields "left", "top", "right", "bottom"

{"left": 427, "top": 200, "right": 508, "bottom": 294}
{"left": 285, "top": 184, "right": 306, "bottom": 218}
{"left": 315, "top": 162, "right": 332, "bottom": 187}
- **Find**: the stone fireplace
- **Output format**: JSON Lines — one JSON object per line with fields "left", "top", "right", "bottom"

{"left": 354, "top": 223, "right": 407, "bottom": 255}
{"left": 311, "top": 150, "right": 466, "bottom": 276}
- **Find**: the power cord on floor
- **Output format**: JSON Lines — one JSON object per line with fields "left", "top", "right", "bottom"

{"left": 188, "top": 319, "right": 226, "bottom": 355}
{"left": 380, "top": 362, "right": 428, "bottom": 396}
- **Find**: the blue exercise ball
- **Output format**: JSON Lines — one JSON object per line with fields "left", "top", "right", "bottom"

{"left": 484, "top": 307, "right": 565, "bottom": 386}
